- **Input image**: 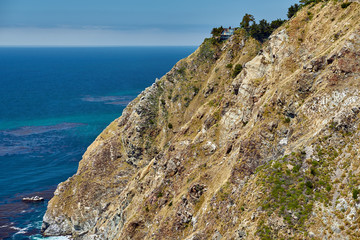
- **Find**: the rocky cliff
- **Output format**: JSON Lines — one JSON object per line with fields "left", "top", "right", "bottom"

{"left": 42, "top": 1, "right": 360, "bottom": 239}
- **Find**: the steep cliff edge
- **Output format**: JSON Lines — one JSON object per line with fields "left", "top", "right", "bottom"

{"left": 43, "top": 1, "right": 360, "bottom": 239}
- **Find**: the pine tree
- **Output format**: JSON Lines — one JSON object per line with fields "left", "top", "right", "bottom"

{"left": 240, "top": 14, "right": 255, "bottom": 32}
{"left": 287, "top": 4, "right": 300, "bottom": 19}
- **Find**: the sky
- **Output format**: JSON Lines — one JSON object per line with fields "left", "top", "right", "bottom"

{"left": 0, "top": 0, "right": 299, "bottom": 46}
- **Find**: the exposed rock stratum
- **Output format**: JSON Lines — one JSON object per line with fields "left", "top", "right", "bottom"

{"left": 43, "top": 1, "right": 360, "bottom": 239}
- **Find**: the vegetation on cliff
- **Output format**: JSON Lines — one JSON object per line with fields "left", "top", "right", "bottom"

{"left": 43, "top": 0, "right": 360, "bottom": 239}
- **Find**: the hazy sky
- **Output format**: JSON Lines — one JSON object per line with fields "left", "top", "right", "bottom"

{"left": 0, "top": 0, "right": 299, "bottom": 46}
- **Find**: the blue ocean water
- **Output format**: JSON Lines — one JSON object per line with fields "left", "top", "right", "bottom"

{"left": 0, "top": 46, "right": 196, "bottom": 239}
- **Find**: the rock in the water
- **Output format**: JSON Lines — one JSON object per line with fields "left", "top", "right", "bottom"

{"left": 22, "top": 196, "right": 44, "bottom": 202}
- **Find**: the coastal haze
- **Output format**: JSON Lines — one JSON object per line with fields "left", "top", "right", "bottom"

{"left": 0, "top": 0, "right": 298, "bottom": 46}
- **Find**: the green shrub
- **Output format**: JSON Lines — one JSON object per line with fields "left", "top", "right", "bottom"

{"left": 199, "top": 38, "right": 216, "bottom": 61}
{"left": 341, "top": 2, "right": 351, "bottom": 8}
{"left": 177, "top": 66, "right": 186, "bottom": 75}
{"left": 284, "top": 117, "right": 291, "bottom": 123}
{"left": 353, "top": 189, "right": 359, "bottom": 199}
{"left": 306, "top": 181, "right": 314, "bottom": 189}
{"left": 168, "top": 123, "right": 173, "bottom": 129}
{"left": 172, "top": 94, "right": 180, "bottom": 102}
{"left": 293, "top": 164, "right": 301, "bottom": 173}
{"left": 258, "top": 145, "right": 335, "bottom": 229}
{"left": 226, "top": 63, "right": 233, "bottom": 69}
{"left": 307, "top": 11, "right": 313, "bottom": 21}
{"left": 232, "top": 64, "right": 243, "bottom": 78}
{"left": 192, "top": 86, "right": 200, "bottom": 96}
{"left": 256, "top": 221, "right": 273, "bottom": 240}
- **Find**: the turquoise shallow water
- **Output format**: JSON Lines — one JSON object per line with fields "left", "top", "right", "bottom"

{"left": 0, "top": 46, "right": 196, "bottom": 239}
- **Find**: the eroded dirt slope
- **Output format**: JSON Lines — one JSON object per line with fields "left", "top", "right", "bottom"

{"left": 43, "top": 1, "right": 360, "bottom": 239}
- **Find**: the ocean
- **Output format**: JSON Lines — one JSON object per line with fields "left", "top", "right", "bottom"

{"left": 0, "top": 46, "right": 196, "bottom": 239}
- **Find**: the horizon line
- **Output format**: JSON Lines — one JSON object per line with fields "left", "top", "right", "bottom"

{"left": 0, "top": 45, "right": 199, "bottom": 48}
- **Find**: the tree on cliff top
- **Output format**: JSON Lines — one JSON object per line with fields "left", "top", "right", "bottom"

{"left": 240, "top": 14, "right": 286, "bottom": 43}
{"left": 287, "top": 3, "right": 301, "bottom": 19}
{"left": 211, "top": 26, "right": 224, "bottom": 38}
{"left": 240, "top": 14, "right": 255, "bottom": 32}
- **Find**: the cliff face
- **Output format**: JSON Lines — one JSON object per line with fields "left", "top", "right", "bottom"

{"left": 42, "top": 1, "right": 360, "bottom": 239}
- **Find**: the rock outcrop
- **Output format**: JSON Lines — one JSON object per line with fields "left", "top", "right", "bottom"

{"left": 43, "top": 1, "right": 360, "bottom": 239}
